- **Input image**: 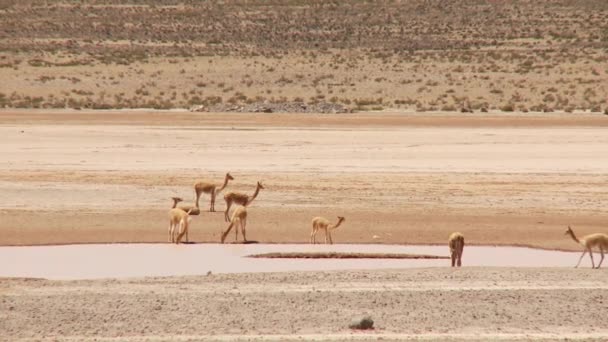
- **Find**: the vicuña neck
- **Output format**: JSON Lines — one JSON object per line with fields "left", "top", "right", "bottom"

{"left": 568, "top": 230, "right": 580, "bottom": 244}
{"left": 216, "top": 175, "right": 231, "bottom": 193}
{"left": 331, "top": 219, "right": 343, "bottom": 230}
{"left": 247, "top": 185, "right": 261, "bottom": 205}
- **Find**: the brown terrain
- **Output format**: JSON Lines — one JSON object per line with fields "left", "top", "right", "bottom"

{"left": 2, "top": 1, "right": 608, "bottom": 341}
{"left": 3, "top": 268, "right": 608, "bottom": 341}
{"left": 0, "top": 111, "right": 607, "bottom": 250}
{"left": 0, "top": 1, "right": 607, "bottom": 113}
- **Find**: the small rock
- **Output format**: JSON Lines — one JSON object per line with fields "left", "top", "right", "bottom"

{"left": 349, "top": 316, "right": 374, "bottom": 330}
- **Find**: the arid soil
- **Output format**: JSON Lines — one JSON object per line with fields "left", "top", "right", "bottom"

{"left": 1, "top": 1, "right": 608, "bottom": 112}
{"left": 3, "top": 268, "right": 608, "bottom": 341}
{"left": 1, "top": 111, "right": 607, "bottom": 251}
{"left": 3, "top": 2, "right": 608, "bottom": 340}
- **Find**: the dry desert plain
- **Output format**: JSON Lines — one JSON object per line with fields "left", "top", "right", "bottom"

{"left": 0, "top": 111, "right": 607, "bottom": 249}
{"left": 1, "top": 1, "right": 608, "bottom": 113}
{"left": 1, "top": 111, "right": 608, "bottom": 341}
{"left": 2, "top": 1, "right": 608, "bottom": 339}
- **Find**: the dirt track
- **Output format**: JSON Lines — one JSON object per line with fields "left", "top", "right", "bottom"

{"left": 3, "top": 268, "right": 608, "bottom": 341}
{"left": 1, "top": 111, "right": 607, "bottom": 250}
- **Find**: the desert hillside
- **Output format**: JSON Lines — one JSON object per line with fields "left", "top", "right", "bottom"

{"left": 1, "top": 0, "right": 607, "bottom": 112}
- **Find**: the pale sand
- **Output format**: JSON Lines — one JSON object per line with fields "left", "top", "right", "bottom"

{"left": 1, "top": 111, "right": 607, "bottom": 250}
{"left": 3, "top": 268, "right": 608, "bottom": 341}
{"left": 2, "top": 111, "right": 608, "bottom": 341}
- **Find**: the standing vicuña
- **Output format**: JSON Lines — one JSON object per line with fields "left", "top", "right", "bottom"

{"left": 170, "top": 197, "right": 200, "bottom": 242}
{"left": 565, "top": 225, "right": 608, "bottom": 269}
{"left": 194, "top": 172, "right": 234, "bottom": 212}
{"left": 168, "top": 208, "right": 193, "bottom": 244}
{"left": 223, "top": 181, "right": 264, "bottom": 222}
{"left": 310, "top": 216, "right": 345, "bottom": 244}
{"left": 448, "top": 232, "right": 465, "bottom": 267}
{"left": 221, "top": 206, "right": 247, "bottom": 243}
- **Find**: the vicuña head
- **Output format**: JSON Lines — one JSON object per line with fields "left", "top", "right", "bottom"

{"left": 337, "top": 216, "right": 345, "bottom": 222}
{"left": 257, "top": 181, "right": 265, "bottom": 189}
{"left": 171, "top": 197, "right": 183, "bottom": 208}
{"left": 565, "top": 225, "right": 574, "bottom": 236}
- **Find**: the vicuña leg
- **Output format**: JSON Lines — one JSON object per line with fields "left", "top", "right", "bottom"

{"left": 210, "top": 192, "right": 216, "bottom": 212}
{"left": 458, "top": 250, "right": 463, "bottom": 267}
{"left": 235, "top": 218, "right": 239, "bottom": 241}
{"left": 597, "top": 247, "right": 605, "bottom": 269}
{"left": 224, "top": 199, "right": 233, "bottom": 222}
{"left": 176, "top": 221, "right": 188, "bottom": 244}
{"left": 457, "top": 241, "right": 464, "bottom": 267}
{"left": 171, "top": 222, "right": 179, "bottom": 243}
{"left": 240, "top": 217, "right": 248, "bottom": 242}
{"left": 327, "top": 230, "right": 333, "bottom": 245}
{"left": 168, "top": 222, "right": 175, "bottom": 243}
{"left": 195, "top": 190, "right": 202, "bottom": 210}
{"left": 589, "top": 248, "right": 596, "bottom": 269}
{"left": 310, "top": 223, "right": 318, "bottom": 244}
{"left": 221, "top": 221, "right": 235, "bottom": 243}
{"left": 575, "top": 250, "right": 587, "bottom": 268}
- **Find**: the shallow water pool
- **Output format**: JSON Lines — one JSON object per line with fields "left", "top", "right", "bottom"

{"left": 0, "top": 243, "right": 584, "bottom": 280}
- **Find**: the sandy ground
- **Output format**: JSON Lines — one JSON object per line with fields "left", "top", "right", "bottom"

{"left": 2, "top": 268, "right": 608, "bottom": 341}
{"left": 2, "top": 111, "right": 608, "bottom": 341}
{"left": 1, "top": 111, "right": 608, "bottom": 250}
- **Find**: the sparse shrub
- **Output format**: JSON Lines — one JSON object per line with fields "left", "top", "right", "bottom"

{"left": 500, "top": 104, "right": 514, "bottom": 112}
{"left": 354, "top": 98, "right": 382, "bottom": 106}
